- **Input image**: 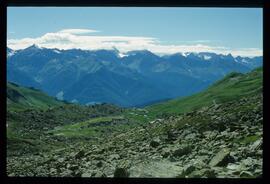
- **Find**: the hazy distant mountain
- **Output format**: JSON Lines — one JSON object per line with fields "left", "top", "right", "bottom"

{"left": 7, "top": 45, "right": 262, "bottom": 107}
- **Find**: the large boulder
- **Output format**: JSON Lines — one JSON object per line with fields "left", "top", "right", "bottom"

{"left": 209, "top": 148, "right": 233, "bottom": 167}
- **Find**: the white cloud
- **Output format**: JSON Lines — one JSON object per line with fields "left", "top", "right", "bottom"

{"left": 185, "top": 40, "right": 212, "bottom": 43}
{"left": 58, "top": 29, "right": 99, "bottom": 34}
{"left": 7, "top": 29, "right": 262, "bottom": 57}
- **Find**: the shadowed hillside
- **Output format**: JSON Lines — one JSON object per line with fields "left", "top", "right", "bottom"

{"left": 147, "top": 67, "right": 262, "bottom": 118}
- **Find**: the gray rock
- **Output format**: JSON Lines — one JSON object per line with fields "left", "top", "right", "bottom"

{"left": 198, "top": 149, "right": 210, "bottom": 156}
{"left": 114, "top": 167, "right": 129, "bottom": 177}
{"left": 81, "top": 172, "right": 92, "bottom": 177}
{"left": 57, "top": 157, "right": 65, "bottom": 163}
{"left": 172, "top": 145, "right": 193, "bottom": 157}
{"left": 241, "top": 157, "right": 254, "bottom": 167}
{"left": 150, "top": 138, "right": 161, "bottom": 148}
{"left": 226, "top": 163, "right": 245, "bottom": 175}
{"left": 250, "top": 138, "right": 262, "bottom": 151}
{"left": 92, "top": 155, "right": 104, "bottom": 160}
{"left": 254, "top": 169, "right": 262, "bottom": 176}
{"left": 203, "top": 131, "right": 218, "bottom": 139}
{"left": 68, "top": 165, "right": 79, "bottom": 171}
{"left": 8, "top": 173, "right": 16, "bottom": 177}
{"left": 240, "top": 171, "right": 254, "bottom": 178}
{"left": 203, "top": 169, "right": 216, "bottom": 178}
{"left": 60, "top": 169, "right": 73, "bottom": 177}
{"left": 109, "top": 154, "right": 120, "bottom": 161}
{"left": 191, "top": 156, "right": 209, "bottom": 168}
{"left": 183, "top": 164, "right": 196, "bottom": 175}
{"left": 97, "top": 148, "right": 106, "bottom": 154}
{"left": 229, "top": 151, "right": 239, "bottom": 162}
{"left": 74, "top": 150, "right": 85, "bottom": 159}
{"left": 94, "top": 171, "right": 107, "bottom": 177}
{"left": 256, "top": 150, "right": 263, "bottom": 156}
{"left": 167, "top": 130, "right": 177, "bottom": 141}
{"left": 185, "top": 133, "right": 197, "bottom": 140}
{"left": 96, "top": 161, "right": 103, "bottom": 168}
{"left": 50, "top": 168, "right": 57, "bottom": 174}
{"left": 189, "top": 168, "right": 216, "bottom": 178}
{"left": 161, "top": 148, "right": 171, "bottom": 158}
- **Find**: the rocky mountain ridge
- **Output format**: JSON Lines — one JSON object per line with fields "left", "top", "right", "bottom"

{"left": 7, "top": 46, "right": 262, "bottom": 107}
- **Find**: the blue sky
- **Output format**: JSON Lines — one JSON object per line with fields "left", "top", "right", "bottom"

{"left": 7, "top": 7, "right": 262, "bottom": 56}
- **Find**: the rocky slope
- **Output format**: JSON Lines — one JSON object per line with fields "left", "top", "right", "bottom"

{"left": 6, "top": 68, "right": 263, "bottom": 178}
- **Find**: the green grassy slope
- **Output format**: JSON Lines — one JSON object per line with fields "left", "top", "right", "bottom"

{"left": 146, "top": 67, "right": 262, "bottom": 117}
{"left": 6, "top": 82, "right": 125, "bottom": 155}
{"left": 7, "top": 82, "right": 65, "bottom": 111}
{"left": 49, "top": 116, "right": 125, "bottom": 137}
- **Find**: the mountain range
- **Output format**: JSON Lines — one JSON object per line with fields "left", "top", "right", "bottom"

{"left": 7, "top": 45, "right": 262, "bottom": 107}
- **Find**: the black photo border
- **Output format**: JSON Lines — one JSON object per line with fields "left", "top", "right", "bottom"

{"left": 0, "top": 1, "right": 269, "bottom": 184}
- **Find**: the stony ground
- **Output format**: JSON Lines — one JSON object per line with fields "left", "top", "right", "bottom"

{"left": 7, "top": 93, "right": 262, "bottom": 178}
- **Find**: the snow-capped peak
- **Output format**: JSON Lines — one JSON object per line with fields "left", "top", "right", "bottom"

{"left": 7, "top": 47, "right": 16, "bottom": 57}
{"left": 196, "top": 53, "right": 213, "bottom": 61}
{"left": 7, "top": 51, "right": 15, "bottom": 57}
{"left": 118, "top": 52, "right": 128, "bottom": 58}
{"left": 241, "top": 59, "right": 249, "bottom": 63}
{"left": 183, "top": 52, "right": 192, "bottom": 57}
{"left": 7, "top": 50, "right": 16, "bottom": 57}
{"left": 182, "top": 52, "right": 188, "bottom": 57}
{"left": 203, "top": 55, "right": 212, "bottom": 60}
{"left": 28, "top": 44, "right": 42, "bottom": 49}
{"left": 53, "top": 49, "right": 61, "bottom": 54}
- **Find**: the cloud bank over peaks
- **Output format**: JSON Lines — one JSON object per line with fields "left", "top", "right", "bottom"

{"left": 7, "top": 28, "right": 262, "bottom": 57}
